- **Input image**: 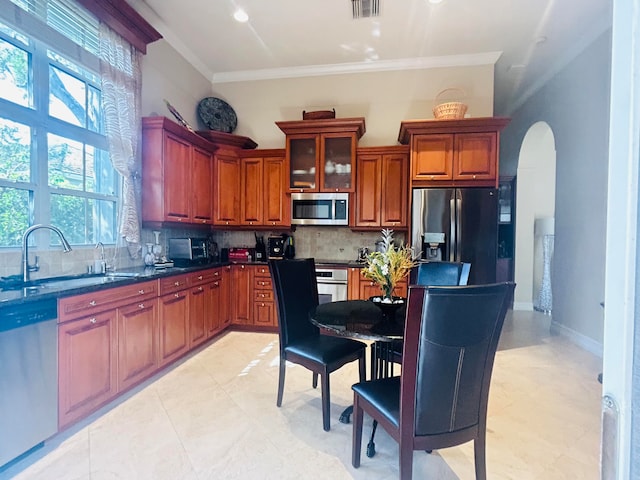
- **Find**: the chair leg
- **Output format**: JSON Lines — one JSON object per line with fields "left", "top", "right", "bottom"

{"left": 312, "top": 372, "right": 318, "bottom": 389}
{"left": 352, "top": 394, "right": 364, "bottom": 468}
{"left": 277, "top": 356, "right": 286, "bottom": 407}
{"left": 358, "top": 353, "right": 366, "bottom": 382}
{"left": 474, "top": 435, "right": 487, "bottom": 480}
{"left": 321, "top": 369, "right": 331, "bottom": 431}
{"left": 399, "top": 441, "right": 413, "bottom": 480}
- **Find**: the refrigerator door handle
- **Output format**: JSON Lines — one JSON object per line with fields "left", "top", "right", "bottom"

{"left": 449, "top": 195, "right": 456, "bottom": 262}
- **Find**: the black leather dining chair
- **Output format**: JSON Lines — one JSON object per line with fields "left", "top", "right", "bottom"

{"left": 374, "top": 261, "right": 471, "bottom": 375}
{"left": 352, "top": 282, "right": 515, "bottom": 480}
{"left": 269, "top": 258, "right": 367, "bottom": 432}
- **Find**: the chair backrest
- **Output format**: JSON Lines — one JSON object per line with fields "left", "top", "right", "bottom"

{"left": 399, "top": 283, "right": 515, "bottom": 439}
{"left": 269, "top": 258, "right": 320, "bottom": 351}
{"left": 411, "top": 261, "right": 471, "bottom": 286}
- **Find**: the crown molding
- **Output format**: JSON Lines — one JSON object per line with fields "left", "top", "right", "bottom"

{"left": 211, "top": 52, "right": 502, "bottom": 84}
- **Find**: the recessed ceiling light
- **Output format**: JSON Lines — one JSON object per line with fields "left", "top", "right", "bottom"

{"left": 233, "top": 8, "right": 249, "bottom": 23}
{"left": 428, "top": 0, "right": 444, "bottom": 4}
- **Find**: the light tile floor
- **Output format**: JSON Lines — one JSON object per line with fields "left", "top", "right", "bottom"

{"left": 1, "top": 310, "right": 602, "bottom": 479}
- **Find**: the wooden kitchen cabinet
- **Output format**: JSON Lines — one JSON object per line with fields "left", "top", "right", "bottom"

{"left": 253, "top": 265, "right": 276, "bottom": 327}
{"left": 239, "top": 149, "right": 289, "bottom": 227}
{"left": 141, "top": 116, "right": 217, "bottom": 226}
{"left": 158, "top": 274, "right": 190, "bottom": 367}
{"left": 276, "top": 117, "right": 366, "bottom": 193}
{"left": 347, "top": 267, "right": 408, "bottom": 300}
{"left": 398, "top": 117, "right": 510, "bottom": 188}
{"left": 218, "top": 265, "right": 232, "bottom": 328}
{"left": 231, "top": 264, "right": 252, "bottom": 325}
{"left": 117, "top": 298, "right": 159, "bottom": 392}
{"left": 58, "top": 280, "right": 158, "bottom": 429}
{"left": 213, "top": 149, "right": 241, "bottom": 226}
{"left": 354, "top": 146, "right": 409, "bottom": 229}
{"left": 58, "top": 309, "right": 117, "bottom": 429}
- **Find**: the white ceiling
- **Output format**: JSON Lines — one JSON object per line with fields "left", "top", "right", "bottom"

{"left": 130, "top": 0, "right": 612, "bottom": 115}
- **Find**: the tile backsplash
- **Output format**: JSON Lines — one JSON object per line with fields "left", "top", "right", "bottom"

{"left": 0, "top": 226, "right": 406, "bottom": 280}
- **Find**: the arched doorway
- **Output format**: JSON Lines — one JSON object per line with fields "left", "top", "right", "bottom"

{"left": 514, "top": 121, "right": 556, "bottom": 310}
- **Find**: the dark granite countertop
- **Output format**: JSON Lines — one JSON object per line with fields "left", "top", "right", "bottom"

{"left": 0, "top": 262, "right": 229, "bottom": 308}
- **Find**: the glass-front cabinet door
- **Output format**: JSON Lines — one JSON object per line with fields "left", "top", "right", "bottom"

{"left": 321, "top": 134, "right": 355, "bottom": 191}
{"left": 289, "top": 135, "right": 318, "bottom": 191}
{"left": 277, "top": 117, "right": 366, "bottom": 193}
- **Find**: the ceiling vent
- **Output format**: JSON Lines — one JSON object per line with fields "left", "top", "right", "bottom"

{"left": 352, "top": 0, "right": 380, "bottom": 19}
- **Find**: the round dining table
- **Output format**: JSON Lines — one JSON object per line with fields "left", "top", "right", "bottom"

{"left": 309, "top": 299, "right": 406, "bottom": 341}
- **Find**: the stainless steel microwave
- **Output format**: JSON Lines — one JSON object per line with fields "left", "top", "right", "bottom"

{"left": 291, "top": 192, "right": 349, "bottom": 226}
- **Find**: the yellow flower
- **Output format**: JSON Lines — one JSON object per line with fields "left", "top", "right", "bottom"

{"left": 362, "top": 229, "right": 418, "bottom": 301}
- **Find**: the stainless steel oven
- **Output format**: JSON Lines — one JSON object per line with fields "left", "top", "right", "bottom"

{"left": 315, "top": 267, "right": 348, "bottom": 304}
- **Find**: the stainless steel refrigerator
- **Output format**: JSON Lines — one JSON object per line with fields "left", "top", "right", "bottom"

{"left": 411, "top": 188, "right": 498, "bottom": 285}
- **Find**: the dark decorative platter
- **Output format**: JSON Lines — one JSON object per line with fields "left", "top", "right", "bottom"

{"left": 197, "top": 97, "right": 237, "bottom": 133}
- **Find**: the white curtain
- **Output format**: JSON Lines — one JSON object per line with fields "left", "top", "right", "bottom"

{"left": 99, "top": 24, "right": 142, "bottom": 258}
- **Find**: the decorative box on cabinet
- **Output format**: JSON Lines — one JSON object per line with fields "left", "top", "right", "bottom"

{"left": 239, "top": 149, "right": 290, "bottom": 227}
{"left": 353, "top": 145, "right": 409, "bottom": 229}
{"left": 141, "top": 116, "right": 217, "bottom": 226}
{"left": 276, "top": 117, "right": 366, "bottom": 193}
{"left": 398, "top": 117, "right": 510, "bottom": 188}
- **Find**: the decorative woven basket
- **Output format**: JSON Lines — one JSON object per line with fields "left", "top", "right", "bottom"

{"left": 303, "top": 108, "right": 336, "bottom": 120}
{"left": 433, "top": 88, "right": 467, "bottom": 119}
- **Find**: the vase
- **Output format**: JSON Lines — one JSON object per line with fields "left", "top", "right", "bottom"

{"left": 370, "top": 296, "right": 405, "bottom": 324}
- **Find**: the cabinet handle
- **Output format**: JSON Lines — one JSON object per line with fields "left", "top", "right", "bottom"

{"left": 174, "top": 281, "right": 181, "bottom": 286}
{"left": 138, "top": 289, "right": 145, "bottom": 294}
{"left": 89, "top": 300, "right": 96, "bottom": 306}
{"left": 174, "top": 293, "right": 180, "bottom": 298}
{"left": 241, "top": 265, "right": 245, "bottom": 269}
{"left": 138, "top": 303, "right": 145, "bottom": 309}
{"left": 89, "top": 317, "right": 96, "bottom": 324}
{"left": 198, "top": 275, "right": 203, "bottom": 280}
{"left": 261, "top": 303, "right": 265, "bottom": 307}
{"left": 214, "top": 282, "right": 219, "bottom": 286}
{"left": 198, "top": 286, "right": 203, "bottom": 291}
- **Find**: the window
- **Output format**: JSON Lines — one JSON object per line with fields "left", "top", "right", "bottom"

{"left": 0, "top": 0, "right": 117, "bottom": 248}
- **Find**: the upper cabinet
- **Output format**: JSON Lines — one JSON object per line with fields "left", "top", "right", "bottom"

{"left": 353, "top": 145, "right": 409, "bottom": 230}
{"left": 239, "top": 149, "right": 290, "bottom": 228}
{"left": 276, "top": 117, "right": 366, "bottom": 193}
{"left": 398, "top": 117, "right": 510, "bottom": 188}
{"left": 142, "top": 117, "right": 218, "bottom": 226}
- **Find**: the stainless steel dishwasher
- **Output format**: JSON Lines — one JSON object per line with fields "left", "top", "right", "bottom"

{"left": 0, "top": 297, "right": 58, "bottom": 468}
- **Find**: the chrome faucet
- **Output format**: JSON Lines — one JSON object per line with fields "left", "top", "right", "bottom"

{"left": 21, "top": 224, "right": 72, "bottom": 283}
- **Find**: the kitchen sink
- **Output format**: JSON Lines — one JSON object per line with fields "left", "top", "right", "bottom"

{"left": 39, "top": 275, "right": 127, "bottom": 290}
{"left": 106, "top": 271, "right": 142, "bottom": 278}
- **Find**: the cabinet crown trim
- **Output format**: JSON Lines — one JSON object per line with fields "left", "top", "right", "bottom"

{"left": 398, "top": 117, "right": 510, "bottom": 144}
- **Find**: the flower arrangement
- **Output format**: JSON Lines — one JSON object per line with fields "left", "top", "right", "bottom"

{"left": 362, "top": 229, "right": 418, "bottom": 303}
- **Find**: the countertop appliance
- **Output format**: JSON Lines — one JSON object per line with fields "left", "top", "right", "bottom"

{"left": 268, "top": 236, "right": 285, "bottom": 259}
{"left": 291, "top": 192, "right": 349, "bottom": 226}
{"left": 228, "top": 247, "right": 252, "bottom": 262}
{"left": 168, "top": 238, "right": 209, "bottom": 267}
{"left": 411, "top": 188, "right": 498, "bottom": 285}
{"left": 1, "top": 297, "right": 58, "bottom": 468}
{"left": 315, "top": 267, "right": 348, "bottom": 304}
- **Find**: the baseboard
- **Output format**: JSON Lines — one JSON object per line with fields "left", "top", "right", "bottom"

{"left": 513, "top": 301, "right": 533, "bottom": 311}
{"left": 550, "top": 320, "right": 604, "bottom": 357}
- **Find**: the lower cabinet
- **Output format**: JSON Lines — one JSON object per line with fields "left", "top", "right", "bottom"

{"left": 348, "top": 267, "right": 408, "bottom": 300}
{"left": 219, "top": 265, "right": 232, "bottom": 328}
{"left": 158, "top": 288, "right": 190, "bottom": 367}
{"left": 117, "top": 299, "right": 159, "bottom": 392}
{"left": 58, "top": 310, "right": 118, "bottom": 429}
{"left": 253, "top": 265, "right": 276, "bottom": 327}
{"left": 231, "top": 264, "right": 252, "bottom": 325}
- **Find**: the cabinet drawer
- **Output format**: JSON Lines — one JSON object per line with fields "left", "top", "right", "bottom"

{"left": 59, "top": 280, "right": 157, "bottom": 322}
{"left": 159, "top": 274, "right": 189, "bottom": 295}
{"left": 187, "top": 269, "right": 217, "bottom": 286}
{"left": 253, "top": 276, "right": 272, "bottom": 290}
{"left": 254, "top": 266, "right": 270, "bottom": 277}
{"left": 253, "top": 288, "right": 274, "bottom": 301}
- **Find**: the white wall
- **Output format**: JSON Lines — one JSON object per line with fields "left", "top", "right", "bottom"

{"left": 501, "top": 30, "right": 611, "bottom": 351}
{"left": 211, "top": 65, "right": 495, "bottom": 148}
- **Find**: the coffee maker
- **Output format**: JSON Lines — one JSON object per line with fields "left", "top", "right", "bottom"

{"left": 268, "top": 235, "right": 285, "bottom": 259}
